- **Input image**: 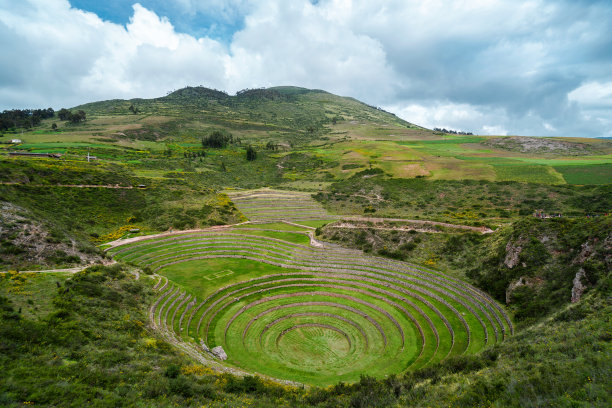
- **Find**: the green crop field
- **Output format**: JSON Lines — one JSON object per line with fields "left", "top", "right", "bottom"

{"left": 492, "top": 164, "right": 565, "bottom": 184}
{"left": 108, "top": 222, "right": 512, "bottom": 386}
{"left": 555, "top": 163, "right": 612, "bottom": 185}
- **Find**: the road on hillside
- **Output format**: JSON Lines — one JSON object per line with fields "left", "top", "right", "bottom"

{"left": 340, "top": 216, "right": 494, "bottom": 233}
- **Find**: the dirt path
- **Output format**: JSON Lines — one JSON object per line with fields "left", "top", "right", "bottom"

{"left": 281, "top": 220, "right": 316, "bottom": 230}
{"left": 340, "top": 216, "right": 494, "bottom": 234}
{"left": 103, "top": 221, "right": 252, "bottom": 249}
{"left": 0, "top": 182, "right": 135, "bottom": 189}
{"left": 328, "top": 224, "right": 445, "bottom": 234}
{"left": 103, "top": 215, "right": 492, "bottom": 253}
{"left": 0, "top": 267, "right": 83, "bottom": 274}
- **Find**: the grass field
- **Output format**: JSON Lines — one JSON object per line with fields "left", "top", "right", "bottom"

{"left": 555, "top": 163, "right": 612, "bottom": 185}
{"left": 108, "top": 225, "right": 512, "bottom": 386}
{"left": 0, "top": 271, "right": 72, "bottom": 318}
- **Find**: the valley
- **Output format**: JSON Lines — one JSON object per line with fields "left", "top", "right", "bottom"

{"left": 0, "top": 86, "right": 610, "bottom": 407}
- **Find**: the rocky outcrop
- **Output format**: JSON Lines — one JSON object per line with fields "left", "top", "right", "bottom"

{"left": 0, "top": 202, "right": 102, "bottom": 269}
{"left": 505, "top": 276, "right": 544, "bottom": 304}
{"left": 504, "top": 237, "right": 526, "bottom": 269}
{"left": 575, "top": 242, "right": 594, "bottom": 264}
{"left": 571, "top": 269, "right": 587, "bottom": 303}
{"left": 211, "top": 346, "right": 227, "bottom": 361}
{"left": 199, "top": 340, "right": 210, "bottom": 352}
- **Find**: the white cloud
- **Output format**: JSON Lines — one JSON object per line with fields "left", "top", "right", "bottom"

{"left": 384, "top": 102, "right": 511, "bottom": 135}
{"left": 482, "top": 125, "right": 508, "bottom": 136}
{"left": 0, "top": 0, "right": 231, "bottom": 106}
{"left": 127, "top": 4, "right": 180, "bottom": 50}
{"left": 0, "top": 0, "right": 610, "bottom": 138}
{"left": 226, "top": 1, "right": 398, "bottom": 99}
{"left": 568, "top": 81, "right": 612, "bottom": 108}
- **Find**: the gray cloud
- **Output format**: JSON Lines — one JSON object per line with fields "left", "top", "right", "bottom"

{"left": 0, "top": 0, "right": 611, "bottom": 137}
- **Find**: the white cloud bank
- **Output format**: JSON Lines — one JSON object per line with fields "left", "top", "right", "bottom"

{"left": 0, "top": 0, "right": 611, "bottom": 138}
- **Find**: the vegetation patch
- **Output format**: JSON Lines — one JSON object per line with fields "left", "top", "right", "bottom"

{"left": 555, "top": 163, "right": 612, "bottom": 185}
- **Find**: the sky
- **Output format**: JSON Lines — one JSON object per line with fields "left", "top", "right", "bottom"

{"left": 1, "top": 0, "right": 611, "bottom": 138}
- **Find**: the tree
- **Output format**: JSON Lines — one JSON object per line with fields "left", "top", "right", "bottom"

{"left": 69, "top": 110, "right": 86, "bottom": 124}
{"left": 202, "top": 130, "right": 232, "bottom": 148}
{"left": 57, "top": 108, "right": 71, "bottom": 121}
{"left": 51, "top": 123, "right": 57, "bottom": 131}
{"left": 246, "top": 145, "right": 257, "bottom": 161}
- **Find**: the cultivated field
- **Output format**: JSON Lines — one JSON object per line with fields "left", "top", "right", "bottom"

{"left": 108, "top": 222, "right": 512, "bottom": 385}
{"left": 226, "top": 189, "right": 336, "bottom": 223}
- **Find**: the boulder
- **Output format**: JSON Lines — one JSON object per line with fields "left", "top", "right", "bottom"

{"left": 211, "top": 346, "right": 227, "bottom": 361}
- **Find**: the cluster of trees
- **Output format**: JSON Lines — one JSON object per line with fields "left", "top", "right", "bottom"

{"left": 0, "top": 108, "right": 54, "bottom": 131}
{"left": 235, "top": 88, "right": 286, "bottom": 101}
{"left": 199, "top": 128, "right": 258, "bottom": 161}
{"left": 183, "top": 151, "right": 206, "bottom": 159}
{"left": 433, "top": 127, "right": 473, "bottom": 135}
{"left": 201, "top": 130, "right": 234, "bottom": 148}
{"left": 366, "top": 103, "right": 393, "bottom": 114}
{"left": 265, "top": 141, "right": 279, "bottom": 151}
{"left": 57, "top": 108, "right": 87, "bottom": 124}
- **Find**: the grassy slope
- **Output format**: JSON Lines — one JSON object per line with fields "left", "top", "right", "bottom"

{"left": 318, "top": 216, "right": 612, "bottom": 324}
{"left": 1, "top": 265, "right": 609, "bottom": 407}
{"left": 3, "top": 86, "right": 611, "bottom": 190}
{"left": 314, "top": 168, "right": 612, "bottom": 226}
{"left": 0, "top": 265, "right": 304, "bottom": 408}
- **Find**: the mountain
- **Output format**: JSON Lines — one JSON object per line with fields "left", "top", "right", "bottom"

{"left": 75, "top": 85, "right": 416, "bottom": 136}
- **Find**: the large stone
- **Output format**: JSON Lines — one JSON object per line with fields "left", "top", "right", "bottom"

{"left": 211, "top": 346, "right": 227, "bottom": 361}
{"left": 200, "top": 340, "right": 209, "bottom": 352}
{"left": 504, "top": 237, "right": 525, "bottom": 269}
{"left": 571, "top": 268, "right": 587, "bottom": 303}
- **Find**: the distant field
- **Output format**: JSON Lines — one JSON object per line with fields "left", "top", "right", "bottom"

{"left": 492, "top": 164, "right": 565, "bottom": 184}
{"left": 555, "top": 163, "right": 612, "bottom": 185}
{"left": 3, "top": 104, "right": 612, "bottom": 186}
{"left": 300, "top": 136, "right": 612, "bottom": 184}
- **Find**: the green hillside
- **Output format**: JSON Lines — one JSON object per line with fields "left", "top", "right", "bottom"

{"left": 0, "top": 86, "right": 610, "bottom": 407}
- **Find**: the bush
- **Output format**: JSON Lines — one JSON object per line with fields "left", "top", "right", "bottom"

{"left": 246, "top": 145, "right": 257, "bottom": 161}
{"left": 349, "top": 375, "right": 396, "bottom": 408}
{"left": 169, "top": 375, "right": 195, "bottom": 397}
{"left": 164, "top": 364, "right": 181, "bottom": 379}
{"left": 143, "top": 377, "right": 169, "bottom": 398}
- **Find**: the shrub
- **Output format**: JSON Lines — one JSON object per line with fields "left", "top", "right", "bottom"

{"left": 349, "top": 375, "right": 396, "bottom": 408}
{"left": 169, "top": 375, "right": 195, "bottom": 397}
{"left": 143, "top": 377, "right": 169, "bottom": 398}
{"left": 246, "top": 145, "right": 257, "bottom": 161}
{"left": 164, "top": 364, "right": 181, "bottom": 379}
